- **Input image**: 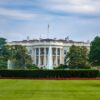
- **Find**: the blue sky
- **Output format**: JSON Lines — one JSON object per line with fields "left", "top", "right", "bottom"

{"left": 0, "top": 0, "right": 100, "bottom": 42}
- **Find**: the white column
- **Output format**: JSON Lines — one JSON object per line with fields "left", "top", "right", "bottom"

{"left": 60, "top": 48, "right": 62, "bottom": 64}
{"left": 56, "top": 48, "right": 58, "bottom": 67}
{"left": 32, "top": 47, "right": 34, "bottom": 64}
{"left": 39, "top": 48, "right": 40, "bottom": 67}
{"left": 48, "top": 46, "right": 53, "bottom": 69}
{"left": 44, "top": 48, "right": 46, "bottom": 67}
{"left": 34, "top": 48, "right": 36, "bottom": 64}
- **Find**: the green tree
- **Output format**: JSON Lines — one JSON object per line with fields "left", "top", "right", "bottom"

{"left": 0, "top": 37, "right": 9, "bottom": 69}
{"left": 0, "top": 37, "right": 6, "bottom": 48}
{"left": 9, "top": 45, "right": 32, "bottom": 69}
{"left": 89, "top": 36, "right": 100, "bottom": 66}
{"left": 65, "top": 45, "right": 88, "bottom": 68}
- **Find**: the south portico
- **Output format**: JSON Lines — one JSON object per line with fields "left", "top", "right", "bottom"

{"left": 32, "top": 46, "right": 63, "bottom": 69}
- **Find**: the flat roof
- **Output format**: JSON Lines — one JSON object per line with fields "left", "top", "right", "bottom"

{"left": 11, "top": 38, "right": 87, "bottom": 44}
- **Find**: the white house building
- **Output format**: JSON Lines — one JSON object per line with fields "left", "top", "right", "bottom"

{"left": 8, "top": 38, "right": 90, "bottom": 69}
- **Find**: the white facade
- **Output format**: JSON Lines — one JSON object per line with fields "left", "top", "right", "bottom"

{"left": 8, "top": 38, "right": 90, "bottom": 69}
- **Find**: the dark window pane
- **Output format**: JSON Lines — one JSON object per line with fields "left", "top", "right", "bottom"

{"left": 52, "top": 48, "right": 56, "bottom": 55}
{"left": 36, "top": 48, "right": 39, "bottom": 55}
{"left": 36, "top": 56, "right": 38, "bottom": 64}
{"left": 46, "top": 48, "right": 49, "bottom": 55}
{"left": 40, "top": 48, "right": 44, "bottom": 55}
{"left": 57, "top": 48, "right": 60, "bottom": 55}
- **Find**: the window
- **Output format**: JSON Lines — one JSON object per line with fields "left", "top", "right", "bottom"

{"left": 57, "top": 48, "right": 60, "bottom": 55}
{"left": 46, "top": 48, "right": 49, "bottom": 55}
{"left": 36, "top": 48, "right": 39, "bottom": 55}
{"left": 52, "top": 48, "right": 56, "bottom": 55}
{"left": 28, "top": 49, "right": 32, "bottom": 54}
{"left": 40, "top": 56, "right": 44, "bottom": 65}
{"left": 58, "top": 56, "right": 60, "bottom": 64}
{"left": 64, "top": 50, "right": 67, "bottom": 54}
{"left": 36, "top": 56, "right": 38, "bottom": 64}
{"left": 40, "top": 48, "right": 44, "bottom": 55}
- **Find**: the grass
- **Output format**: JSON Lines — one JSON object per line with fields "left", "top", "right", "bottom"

{"left": 0, "top": 79, "right": 100, "bottom": 100}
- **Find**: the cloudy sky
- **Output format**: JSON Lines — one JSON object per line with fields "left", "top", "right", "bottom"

{"left": 0, "top": 0, "right": 100, "bottom": 42}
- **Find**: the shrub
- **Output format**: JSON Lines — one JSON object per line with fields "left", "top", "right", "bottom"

{"left": 0, "top": 60, "right": 7, "bottom": 69}
{"left": 54, "top": 64, "right": 69, "bottom": 69}
{"left": 0, "top": 69, "right": 99, "bottom": 78}
{"left": 28, "top": 64, "right": 39, "bottom": 69}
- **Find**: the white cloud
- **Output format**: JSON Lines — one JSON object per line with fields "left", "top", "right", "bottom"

{"left": 0, "top": 8, "right": 37, "bottom": 20}
{"left": 38, "top": 0, "right": 100, "bottom": 15}
{"left": 49, "top": 4, "right": 95, "bottom": 14}
{"left": 0, "top": 0, "right": 100, "bottom": 17}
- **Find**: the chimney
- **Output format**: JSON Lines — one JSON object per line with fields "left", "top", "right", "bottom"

{"left": 65, "top": 36, "right": 69, "bottom": 41}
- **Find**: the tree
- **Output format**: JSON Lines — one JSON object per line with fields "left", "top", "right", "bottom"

{"left": 89, "top": 36, "right": 100, "bottom": 66}
{"left": 0, "top": 37, "right": 9, "bottom": 69}
{"left": 0, "top": 37, "right": 35, "bottom": 69}
{"left": 9, "top": 45, "right": 32, "bottom": 69}
{"left": 65, "top": 45, "right": 88, "bottom": 68}
{"left": 0, "top": 37, "right": 6, "bottom": 48}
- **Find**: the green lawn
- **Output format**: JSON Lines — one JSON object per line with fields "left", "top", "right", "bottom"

{"left": 0, "top": 79, "right": 100, "bottom": 100}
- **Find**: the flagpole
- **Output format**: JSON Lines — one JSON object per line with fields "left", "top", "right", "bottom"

{"left": 47, "top": 24, "right": 50, "bottom": 38}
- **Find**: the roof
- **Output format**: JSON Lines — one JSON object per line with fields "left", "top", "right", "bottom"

{"left": 11, "top": 38, "right": 86, "bottom": 44}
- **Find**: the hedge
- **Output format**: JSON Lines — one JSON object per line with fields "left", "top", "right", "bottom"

{"left": 0, "top": 69, "right": 99, "bottom": 78}
{"left": 97, "top": 71, "right": 100, "bottom": 77}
